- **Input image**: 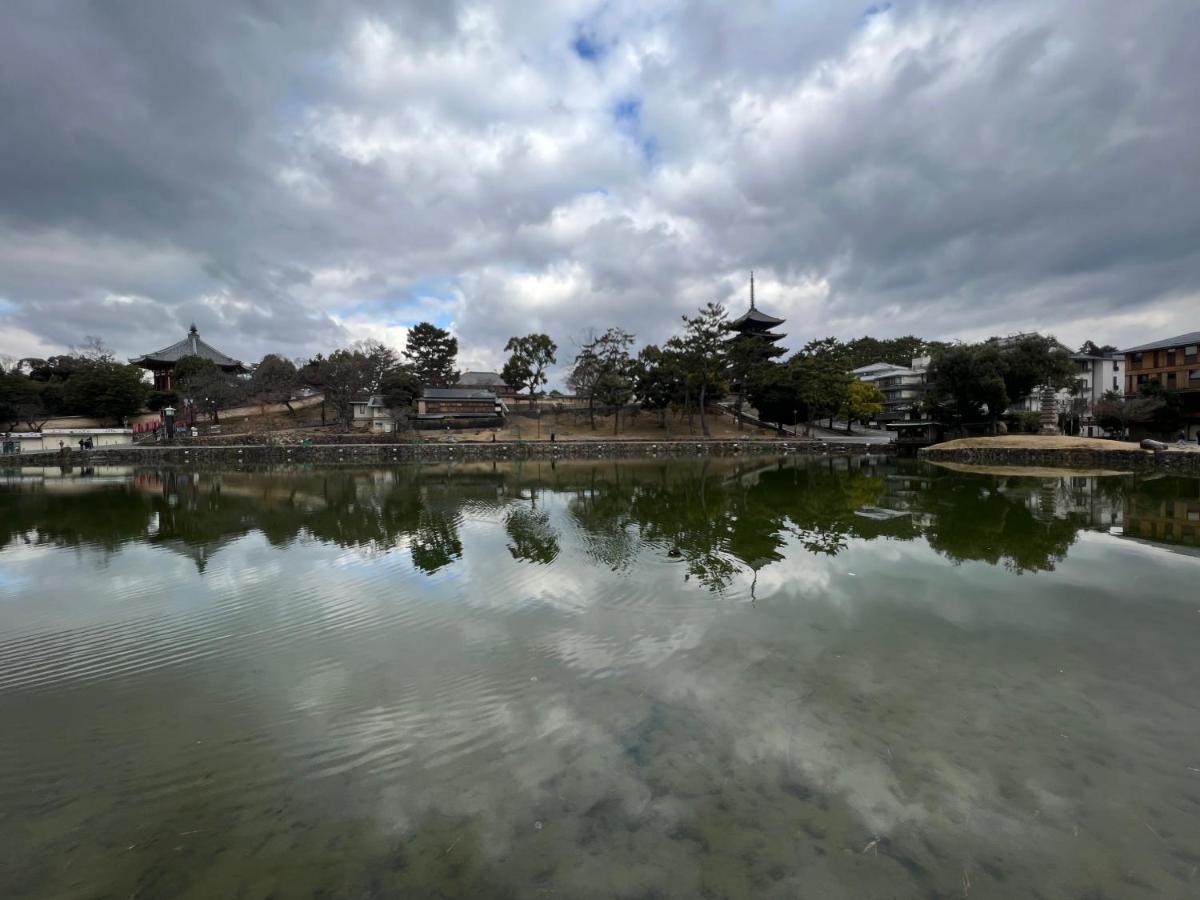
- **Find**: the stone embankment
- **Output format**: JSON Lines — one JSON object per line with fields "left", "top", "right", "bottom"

{"left": 921, "top": 441, "right": 1200, "bottom": 474}
{"left": 2, "top": 439, "right": 892, "bottom": 468}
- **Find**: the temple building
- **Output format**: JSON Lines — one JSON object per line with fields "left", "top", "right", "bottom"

{"left": 728, "top": 272, "right": 786, "bottom": 357}
{"left": 130, "top": 324, "right": 248, "bottom": 391}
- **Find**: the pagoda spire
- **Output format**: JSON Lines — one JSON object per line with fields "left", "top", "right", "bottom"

{"left": 750, "top": 271, "right": 755, "bottom": 310}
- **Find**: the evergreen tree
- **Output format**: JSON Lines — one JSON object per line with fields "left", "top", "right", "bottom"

{"left": 403, "top": 322, "right": 459, "bottom": 387}
{"left": 60, "top": 361, "right": 150, "bottom": 424}
{"left": 571, "top": 328, "right": 635, "bottom": 434}
{"left": 680, "top": 302, "right": 729, "bottom": 437}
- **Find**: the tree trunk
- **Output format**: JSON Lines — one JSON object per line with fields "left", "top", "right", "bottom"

{"left": 735, "top": 394, "right": 744, "bottom": 431}
{"left": 613, "top": 406, "right": 619, "bottom": 436}
{"left": 588, "top": 389, "right": 596, "bottom": 430}
{"left": 699, "top": 382, "right": 710, "bottom": 437}
{"left": 284, "top": 400, "right": 295, "bottom": 416}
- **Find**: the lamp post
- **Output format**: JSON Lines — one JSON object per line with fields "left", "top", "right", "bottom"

{"left": 163, "top": 406, "right": 176, "bottom": 442}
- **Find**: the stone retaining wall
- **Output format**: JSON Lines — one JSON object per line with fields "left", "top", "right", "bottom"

{"left": 3, "top": 439, "right": 892, "bottom": 469}
{"left": 920, "top": 445, "right": 1200, "bottom": 474}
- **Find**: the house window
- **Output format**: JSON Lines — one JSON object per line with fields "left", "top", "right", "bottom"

{"left": 1132, "top": 352, "right": 1143, "bottom": 367}
{"left": 1167, "top": 372, "right": 1178, "bottom": 388}
{"left": 1167, "top": 350, "right": 1177, "bottom": 366}
{"left": 1113, "top": 362, "right": 1119, "bottom": 371}
{"left": 1190, "top": 369, "right": 1200, "bottom": 382}
{"left": 1186, "top": 345, "right": 1198, "bottom": 358}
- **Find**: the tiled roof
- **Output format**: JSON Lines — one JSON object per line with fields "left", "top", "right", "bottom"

{"left": 130, "top": 325, "right": 247, "bottom": 371}
{"left": 729, "top": 307, "right": 785, "bottom": 328}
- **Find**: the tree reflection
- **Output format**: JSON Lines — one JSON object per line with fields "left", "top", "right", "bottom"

{"left": 3, "top": 460, "right": 1191, "bottom": 591}
{"left": 915, "top": 469, "right": 1095, "bottom": 573}
{"left": 505, "top": 497, "right": 559, "bottom": 565}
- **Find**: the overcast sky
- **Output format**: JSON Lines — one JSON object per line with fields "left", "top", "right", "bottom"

{"left": 1, "top": 0, "right": 1197, "bottom": 377}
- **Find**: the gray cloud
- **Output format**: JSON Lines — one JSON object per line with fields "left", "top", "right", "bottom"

{"left": 1, "top": 0, "right": 1197, "bottom": 370}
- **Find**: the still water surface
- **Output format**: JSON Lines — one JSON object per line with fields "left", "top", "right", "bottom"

{"left": 1, "top": 457, "right": 1199, "bottom": 898}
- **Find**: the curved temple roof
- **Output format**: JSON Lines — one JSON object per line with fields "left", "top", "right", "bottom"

{"left": 729, "top": 307, "right": 785, "bottom": 329}
{"left": 130, "top": 324, "right": 248, "bottom": 372}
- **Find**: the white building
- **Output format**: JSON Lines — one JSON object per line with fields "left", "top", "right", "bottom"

{"left": 1007, "top": 353, "right": 1122, "bottom": 436}
{"left": 851, "top": 356, "right": 930, "bottom": 424}
{"left": 351, "top": 395, "right": 399, "bottom": 432}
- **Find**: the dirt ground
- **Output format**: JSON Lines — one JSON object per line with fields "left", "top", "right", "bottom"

{"left": 928, "top": 460, "right": 1129, "bottom": 477}
{"left": 199, "top": 408, "right": 799, "bottom": 443}
{"left": 431, "top": 411, "right": 783, "bottom": 442}
{"left": 933, "top": 434, "right": 1200, "bottom": 452}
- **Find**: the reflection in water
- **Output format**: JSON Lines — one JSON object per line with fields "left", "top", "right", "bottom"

{"left": 0, "top": 458, "right": 1155, "bottom": 581}
{"left": 1, "top": 457, "right": 1199, "bottom": 899}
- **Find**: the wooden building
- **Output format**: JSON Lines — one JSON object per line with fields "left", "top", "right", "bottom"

{"left": 130, "top": 324, "right": 248, "bottom": 391}
{"left": 457, "top": 371, "right": 518, "bottom": 399}
{"left": 417, "top": 388, "right": 505, "bottom": 419}
{"left": 1124, "top": 483, "right": 1200, "bottom": 549}
{"left": 727, "top": 273, "right": 787, "bottom": 352}
{"left": 1122, "top": 331, "right": 1200, "bottom": 440}
{"left": 1123, "top": 332, "right": 1200, "bottom": 395}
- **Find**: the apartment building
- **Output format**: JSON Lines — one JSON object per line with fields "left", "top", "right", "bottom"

{"left": 1123, "top": 332, "right": 1200, "bottom": 396}
{"left": 851, "top": 356, "right": 930, "bottom": 424}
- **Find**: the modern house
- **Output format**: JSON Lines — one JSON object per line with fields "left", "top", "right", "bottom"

{"left": 130, "top": 324, "right": 249, "bottom": 391}
{"left": 351, "top": 395, "right": 399, "bottom": 432}
{"left": 1121, "top": 331, "right": 1200, "bottom": 441}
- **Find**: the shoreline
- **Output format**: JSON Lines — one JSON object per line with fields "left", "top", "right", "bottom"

{"left": 920, "top": 438, "right": 1200, "bottom": 475}
{"left": 1, "top": 439, "right": 893, "bottom": 469}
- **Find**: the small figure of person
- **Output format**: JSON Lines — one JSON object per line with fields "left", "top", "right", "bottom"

{"left": 78, "top": 438, "right": 85, "bottom": 451}
{"left": 1179, "top": 430, "right": 1188, "bottom": 445}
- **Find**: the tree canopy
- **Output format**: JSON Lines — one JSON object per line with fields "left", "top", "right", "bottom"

{"left": 502, "top": 333, "right": 557, "bottom": 406}
{"left": 924, "top": 335, "right": 1075, "bottom": 428}
{"left": 60, "top": 361, "right": 150, "bottom": 424}
{"left": 403, "top": 322, "right": 458, "bottom": 387}
{"left": 570, "top": 328, "right": 636, "bottom": 433}
{"left": 680, "top": 302, "right": 729, "bottom": 437}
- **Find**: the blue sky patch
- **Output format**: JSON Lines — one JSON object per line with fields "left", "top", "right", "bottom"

{"left": 572, "top": 32, "right": 604, "bottom": 61}
{"left": 613, "top": 98, "right": 641, "bottom": 125}
{"left": 335, "top": 276, "right": 459, "bottom": 329}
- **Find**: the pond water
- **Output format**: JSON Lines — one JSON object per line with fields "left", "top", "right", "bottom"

{"left": 1, "top": 456, "right": 1199, "bottom": 899}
